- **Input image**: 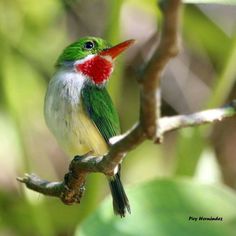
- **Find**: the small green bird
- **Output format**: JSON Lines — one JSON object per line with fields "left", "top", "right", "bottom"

{"left": 44, "top": 36, "right": 135, "bottom": 217}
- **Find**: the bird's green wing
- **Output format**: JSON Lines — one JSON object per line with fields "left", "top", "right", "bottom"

{"left": 81, "top": 85, "right": 120, "bottom": 144}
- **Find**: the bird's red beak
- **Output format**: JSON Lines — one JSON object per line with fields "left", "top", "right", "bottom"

{"left": 100, "top": 39, "right": 135, "bottom": 59}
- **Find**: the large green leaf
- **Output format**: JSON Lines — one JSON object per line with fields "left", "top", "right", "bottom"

{"left": 77, "top": 179, "right": 236, "bottom": 236}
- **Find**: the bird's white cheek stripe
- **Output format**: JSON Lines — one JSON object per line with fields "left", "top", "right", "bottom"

{"left": 74, "top": 54, "right": 113, "bottom": 66}
{"left": 74, "top": 54, "right": 96, "bottom": 66}
{"left": 100, "top": 55, "right": 113, "bottom": 62}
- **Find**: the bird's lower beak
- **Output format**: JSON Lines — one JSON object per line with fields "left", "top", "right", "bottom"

{"left": 100, "top": 39, "right": 135, "bottom": 59}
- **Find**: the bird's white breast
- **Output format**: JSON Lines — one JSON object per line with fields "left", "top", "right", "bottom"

{"left": 44, "top": 69, "right": 108, "bottom": 157}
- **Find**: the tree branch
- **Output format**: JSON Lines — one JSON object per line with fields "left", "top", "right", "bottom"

{"left": 18, "top": 0, "right": 236, "bottom": 206}
{"left": 159, "top": 100, "right": 236, "bottom": 134}
{"left": 140, "top": 0, "right": 181, "bottom": 140}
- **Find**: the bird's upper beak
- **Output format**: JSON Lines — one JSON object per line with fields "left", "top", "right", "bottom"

{"left": 99, "top": 39, "right": 135, "bottom": 59}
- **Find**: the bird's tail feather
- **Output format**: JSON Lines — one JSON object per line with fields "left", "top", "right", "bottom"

{"left": 108, "top": 170, "right": 130, "bottom": 217}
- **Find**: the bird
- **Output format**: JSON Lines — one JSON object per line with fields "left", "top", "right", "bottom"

{"left": 44, "top": 36, "right": 135, "bottom": 217}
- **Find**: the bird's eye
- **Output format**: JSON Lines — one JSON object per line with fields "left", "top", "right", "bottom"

{"left": 84, "top": 41, "right": 94, "bottom": 50}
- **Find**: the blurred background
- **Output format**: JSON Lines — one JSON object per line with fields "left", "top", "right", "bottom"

{"left": 0, "top": 0, "right": 236, "bottom": 235}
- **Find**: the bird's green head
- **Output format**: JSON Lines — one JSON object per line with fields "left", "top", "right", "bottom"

{"left": 56, "top": 36, "right": 135, "bottom": 85}
{"left": 56, "top": 37, "right": 111, "bottom": 65}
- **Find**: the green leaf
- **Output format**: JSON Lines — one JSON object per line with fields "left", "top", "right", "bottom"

{"left": 77, "top": 179, "right": 236, "bottom": 236}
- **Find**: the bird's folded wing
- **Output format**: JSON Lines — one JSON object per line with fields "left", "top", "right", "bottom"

{"left": 81, "top": 85, "right": 120, "bottom": 144}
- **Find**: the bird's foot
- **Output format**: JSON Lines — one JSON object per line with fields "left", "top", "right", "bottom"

{"left": 61, "top": 170, "right": 86, "bottom": 205}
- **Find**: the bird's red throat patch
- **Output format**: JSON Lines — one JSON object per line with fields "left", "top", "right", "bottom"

{"left": 75, "top": 55, "right": 113, "bottom": 84}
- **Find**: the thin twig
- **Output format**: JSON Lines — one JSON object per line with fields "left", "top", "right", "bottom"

{"left": 159, "top": 100, "right": 236, "bottom": 134}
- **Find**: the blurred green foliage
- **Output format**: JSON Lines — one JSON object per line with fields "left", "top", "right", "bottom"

{"left": 79, "top": 179, "right": 236, "bottom": 236}
{"left": 0, "top": 0, "right": 236, "bottom": 236}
